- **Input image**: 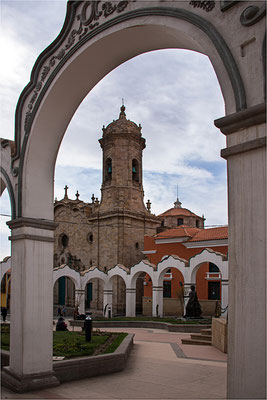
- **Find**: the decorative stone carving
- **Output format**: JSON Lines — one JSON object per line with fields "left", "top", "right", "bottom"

{"left": 220, "top": 1, "right": 240, "bottom": 12}
{"left": 23, "top": 1, "right": 130, "bottom": 137}
{"left": 189, "top": 1, "right": 215, "bottom": 12}
{"left": 240, "top": 4, "right": 266, "bottom": 27}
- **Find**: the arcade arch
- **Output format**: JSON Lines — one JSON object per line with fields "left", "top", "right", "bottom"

{"left": 18, "top": 16, "right": 244, "bottom": 221}
{"left": 189, "top": 249, "right": 228, "bottom": 313}
{"left": 189, "top": 249, "right": 228, "bottom": 283}
{"left": 53, "top": 276, "right": 76, "bottom": 308}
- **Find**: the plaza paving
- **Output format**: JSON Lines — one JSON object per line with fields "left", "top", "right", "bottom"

{"left": 1, "top": 327, "right": 227, "bottom": 399}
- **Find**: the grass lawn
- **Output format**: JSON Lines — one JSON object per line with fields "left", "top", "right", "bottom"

{"left": 1, "top": 325, "right": 127, "bottom": 358}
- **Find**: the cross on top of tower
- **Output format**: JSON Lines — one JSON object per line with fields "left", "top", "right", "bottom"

{"left": 64, "top": 185, "right": 69, "bottom": 199}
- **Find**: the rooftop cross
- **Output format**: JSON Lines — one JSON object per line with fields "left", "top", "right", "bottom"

{"left": 64, "top": 185, "right": 69, "bottom": 199}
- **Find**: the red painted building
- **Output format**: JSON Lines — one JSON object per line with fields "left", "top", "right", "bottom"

{"left": 143, "top": 199, "right": 228, "bottom": 303}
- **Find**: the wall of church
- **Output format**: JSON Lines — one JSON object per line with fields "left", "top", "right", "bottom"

{"left": 54, "top": 207, "right": 99, "bottom": 270}
{"left": 161, "top": 215, "right": 204, "bottom": 229}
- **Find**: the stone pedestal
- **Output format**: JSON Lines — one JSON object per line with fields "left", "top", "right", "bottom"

{"left": 1, "top": 367, "right": 59, "bottom": 393}
{"left": 212, "top": 317, "right": 227, "bottom": 353}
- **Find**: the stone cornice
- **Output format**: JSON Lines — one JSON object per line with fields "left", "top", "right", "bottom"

{"left": 184, "top": 239, "right": 228, "bottom": 249}
{"left": 87, "top": 210, "right": 160, "bottom": 223}
{"left": 7, "top": 217, "right": 58, "bottom": 231}
{"left": 214, "top": 103, "right": 266, "bottom": 135}
{"left": 221, "top": 137, "right": 266, "bottom": 159}
{"left": 9, "top": 234, "right": 55, "bottom": 243}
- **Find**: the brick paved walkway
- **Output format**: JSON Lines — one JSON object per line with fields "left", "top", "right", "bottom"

{"left": 1, "top": 327, "right": 227, "bottom": 399}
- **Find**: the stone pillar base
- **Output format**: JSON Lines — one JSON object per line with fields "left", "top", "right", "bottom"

{"left": 1, "top": 366, "right": 60, "bottom": 393}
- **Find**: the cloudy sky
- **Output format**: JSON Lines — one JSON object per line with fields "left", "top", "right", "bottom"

{"left": 0, "top": 1, "right": 228, "bottom": 260}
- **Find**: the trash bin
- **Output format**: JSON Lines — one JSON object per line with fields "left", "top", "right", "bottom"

{"left": 84, "top": 313, "right": 92, "bottom": 342}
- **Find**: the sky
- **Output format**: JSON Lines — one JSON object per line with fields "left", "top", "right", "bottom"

{"left": 0, "top": 1, "right": 228, "bottom": 260}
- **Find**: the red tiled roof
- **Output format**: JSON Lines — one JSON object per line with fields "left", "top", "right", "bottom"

{"left": 158, "top": 207, "right": 201, "bottom": 218}
{"left": 189, "top": 226, "right": 228, "bottom": 242}
{"left": 156, "top": 226, "right": 201, "bottom": 239}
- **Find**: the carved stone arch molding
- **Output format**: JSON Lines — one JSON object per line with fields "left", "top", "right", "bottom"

{"left": 13, "top": 1, "right": 247, "bottom": 217}
{"left": 0, "top": 167, "right": 16, "bottom": 219}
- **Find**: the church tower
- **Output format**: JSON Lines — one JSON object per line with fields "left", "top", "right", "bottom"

{"left": 91, "top": 105, "right": 160, "bottom": 269}
{"left": 99, "top": 105, "right": 147, "bottom": 213}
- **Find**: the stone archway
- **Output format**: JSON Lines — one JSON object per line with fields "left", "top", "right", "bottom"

{"left": 156, "top": 255, "right": 188, "bottom": 317}
{"left": 53, "top": 265, "right": 81, "bottom": 314}
{"left": 129, "top": 260, "right": 157, "bottom": 317}
{"left": 1, "top": 2, "right": 266, "bottom": 397}
{"left": 189, "top": 249, "right": 228, "bottom": 316}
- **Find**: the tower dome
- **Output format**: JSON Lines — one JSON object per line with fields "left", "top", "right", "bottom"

{"left": 102, "top": 105, "right": 142, "bottom": 137}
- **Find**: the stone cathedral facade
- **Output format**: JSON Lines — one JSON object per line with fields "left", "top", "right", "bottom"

{"left": 53, "top": 106, "right": 160, "bottom": 313}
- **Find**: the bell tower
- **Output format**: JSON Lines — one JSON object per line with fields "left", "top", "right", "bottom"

{"left": 99, "top": 105, "right": 147, "bottom": 213}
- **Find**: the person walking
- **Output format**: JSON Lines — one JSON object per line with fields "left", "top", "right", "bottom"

{"left": 1, "top": 307, "right": 8, "bottom": 322}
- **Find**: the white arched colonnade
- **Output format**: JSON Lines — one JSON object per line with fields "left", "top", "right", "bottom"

{"left": 52, "top": 248, "right": 228, "bottom": 319}
{"left": 0, "top": 1, "right": 265, "bottom": 396}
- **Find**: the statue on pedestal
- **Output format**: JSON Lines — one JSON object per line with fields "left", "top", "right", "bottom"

{"left": 185, "top": 285, "right": 202, "bottom": 318}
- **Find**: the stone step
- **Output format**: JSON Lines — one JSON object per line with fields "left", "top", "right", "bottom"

{"left": 181, "top": 338, "right": 212, "bottom": 346}
{"left": 200, "top": 329, "right": 212, "bottom": 336}
{"left": 190, "top": 334, "right": 212, "bottom": 342}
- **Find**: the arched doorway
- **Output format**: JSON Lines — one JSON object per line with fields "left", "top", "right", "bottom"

{"left": 1, "top": 2, "right": 266, "bottom": 397}
{"left": 158, "top": 265, "right": 185, "bottom": 317}
{"left": 53, "top": 276, "right": 76, "bottom": 313}
{"left": 194, "top": 261, "right": 222, "bottom": 317}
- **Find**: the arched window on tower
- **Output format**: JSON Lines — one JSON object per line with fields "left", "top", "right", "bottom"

{"left": 132, "top": 159, "right": 139, "bottom": 182}
{"left": 105, "top": 158, "right": 112, "bottom": 182}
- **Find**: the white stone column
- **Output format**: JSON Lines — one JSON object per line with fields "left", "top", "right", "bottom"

{"left": 75, "top": 289, "right": 85, "bottom": 315}
{"left": 217, "top": 106, "right": 266, "bottom": 399}
{"left": 103, "top": 289, "right": 113, "bottom": 318}
{"left": 221, "top": 279, "right": 228, "bottom": 318}
{"left": 2, "top": 218, "right": 59, "bottom": 392}
{"left": 152, "top": 286, "right": 163, "bottom": 317}
{"left": 125, "top": 288, "right": 136, "bottom": 317}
